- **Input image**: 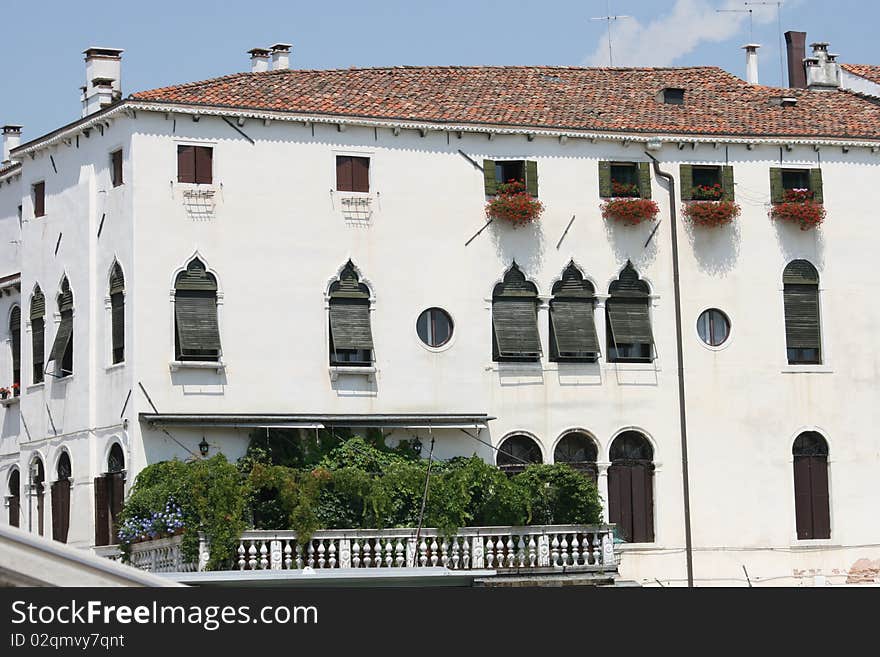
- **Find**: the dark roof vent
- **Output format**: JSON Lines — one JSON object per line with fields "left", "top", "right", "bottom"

{"left": 662, "top": 88, "right": 685, "bottom": 105}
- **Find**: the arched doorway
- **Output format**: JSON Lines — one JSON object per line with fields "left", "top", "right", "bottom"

{"left": 7, "top": 469, "right": 20, "bottom": 528}
{"left": 51, "top": 452, "right": 72, "bottom": 543}
{"left": 496, "top": 434, "right": 543, "bottom": 475}
{"left": 554, "top": 431, "right": 599, "bottom": 481}
{"left": 94, "top": 444, "right": 125, "bottom": 546}
{"left": 793, "top": 432, "right": 830, "bottom": 540}
{"left": 608, "top": 431, "right": 654, "bottom": 543}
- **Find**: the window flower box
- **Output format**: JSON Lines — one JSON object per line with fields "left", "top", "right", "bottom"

{"left": 770, "top": 189, "right": 826, "bottom": 230}
{"left": 485, "top": 180, "right": 544, "bottom": 227}
{"left": 682, "top": 199, "right": 741, "bottom": 227}
{"left": 601, "top": 198, "right": 659, "bottom": 226}
{"left": 691, "top": 183, "right": 724, "bottom": 201}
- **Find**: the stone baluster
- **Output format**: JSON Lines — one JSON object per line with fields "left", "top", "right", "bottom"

{"left": 394, "top": 539, "right": 406, "bottom": 567}
{"left": 247, "top": 541, "right": 258, "bottom": 570}
{"left": 284, "top": 541, "right": 293, "bottom": 569}
{"left": 430, "top": 538, "right": 439, "bottom": 566}
{"left": 352, "top": 539, "right": 362, "bottom": 568}
{"left": 516, "top": 535, "right": 526, "bottom": 567}
{"left": 450, "top": 538, "right": 460, "bottom": 569}
{"left": 306, "top": 541, "right": 315, "bottom": 568}
{"left": 295, "top": 543, "right": 304, "bottom": 569}
{"left": 484, "top": 537, "right": 495, "bottom": 568}
{"left": 339, "top": 538, "right": 351, "bottom": 568}
{"left": 538, "top": 535, "right": 550, "bottom": 567}
{"left": 198, "top": 534, "right": 210, "bottom": 572}
{"left": 237, "top": 543, "right": 246, "bottom": 570}
{"left": 602, "top": 528, "right": 616, "bottom": 567}
{"left": 462, "top": 537, "right": 472, "bottom": 569}
{"left": 328, "top": 540, "right": 337, "bottom": 568}
{"left": 550, "top": 534, "right": 560, "bottom": 566}
{"left": 270, "top": 540, "right": 282, "bottom": 570}
{"left": 317, "top": 540, "right": 326, "bottom": 568}
{"left": 363, "top": 539, "right": 373, "bottom": 567}
{"left": 259, "top": 541, "right": 269, "bottom": 570}
{"left": 439, "top": 539, "right": 449, "bottom": 567}
{"left": 384, "top": 538, "right": 393, "bottom": 568}
{"left": 418, "top": 538, "right": 428, "bottom": 567}
{"left": 405, "top": 537, "right": 417, "bottom": 567}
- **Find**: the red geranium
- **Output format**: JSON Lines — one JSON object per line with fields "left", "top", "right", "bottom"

{"left": 485, "top": 180, "right": 544, "bottom": 227}
{"left": 682, "top": 200, "right": 741, "bottom": 227}
{"left": 770, "top": 189, "right": 825, "bottom": 230}
{"left": 601, "top": 198, "right": 659, "bottom": 226}
{"left": 691, "top": 183, "right": 724, "bottom": 201}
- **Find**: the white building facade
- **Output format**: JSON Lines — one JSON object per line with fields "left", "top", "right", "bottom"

{"left": 1, "top": 46, "right": 879, "bottom": 586}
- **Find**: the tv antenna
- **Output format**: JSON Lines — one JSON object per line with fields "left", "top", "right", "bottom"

{"left": 590, "top": 1, "right": 632, "bottom": 67}
{"left": 716, "top": 8, "right": 754, "bottom": 42}
{"left": 745, "top": 1, "right": 785, "bottom": 86}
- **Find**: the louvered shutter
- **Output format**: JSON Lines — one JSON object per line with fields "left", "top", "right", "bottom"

{"left": 111, "top": 150, "right": 123, "bottom": 187}
{"left": 550, "top": 300, "right": 599, "bottom": 356}
{"left": 783, "top": 284, "right": 820, "bottom": 352}
{"left": 10, "top": 306, "right": 20, "bottom": 382}
{"left": 679, "top": 164, "right": 694, "bottom": 200}
{"left": 630, "top": 463, "right": 654, "bottom": 543}
{"left": 48, "top": 311, "right": 73, "bottom": 364}
{"left": 525, "top": 160, "right": 539, "bottom": 197}
{"left": 177, "top": 146, "right": 195, "bottom": 183}
{"left": 51, "top": 479, "right": 70, "bottom": 543}
{"left": 111, "top": 293, "right": 124, "bottom": 363}
{"left": 598, "top": 161, "right": 612, "bottom": 198}
{"left": 493, "top": 299, "right": 541, "bottom": 358}
{"left": 638, "top": 162, "right": 652, "bottom": 199}
{"left": 329, "top": 300, "right": 374, "bottom": 351}
{"left": 352, "top": 157, "right": 370, "bottom": 192}
{"left": 175, "top": 291, "right": 221, "bottom": 356}
{"left": 609, "top": 464, "right": 633, "bottom": 542}
{"left": 33, "top": 182, "right": 45, "bottom": 217}
{"left": 809, "top": 456, "right": 830, "bottom": 539}
{"left": 606, "top": 298, "right": 654, "bottom": 346}
{"left": 721, "top": 165, "right": 735, "bottom": 201}
{"left": 793, "top": 457, "right": 814, "bottom": 539}
{"left": 336, "top": 156, "right": 352, "bottom": 191}
{"left": 809, "top": 168, "right": 824, "bottom": 203}
{"left": 194, "top": 146, "right": 213, "bottom": 184}
{"left": 482, "top": 159, "right": 497, "bottom": 196}
{"left": 8, "top": 493, "right": 19, "bottom": 528}
{"left": 94, "top": 476, "right": 109, "bottom": 545}
{"left": 769, "top": 168, "right": 784, "bottom": 203}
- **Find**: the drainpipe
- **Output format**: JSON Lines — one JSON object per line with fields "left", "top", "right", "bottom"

{"left": 645, "top": 150, "right": 694, "bottom": 588}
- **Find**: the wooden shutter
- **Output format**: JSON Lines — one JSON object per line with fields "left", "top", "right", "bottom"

{"left": 809, "top": 168, "right": 824, "bottom": 203}
{"left": 638, "top": 162, "right": 652, "bottom": 200}
{"left": 37, "top": 487, "right": 44, "bottom": 536}
{"left": 606, "top": 298, "right": 654, "bottom": 346}
{"left": 32, "top": 318, "right": 44, "bottom": 384}
{"left": 721, "top": 165, "right": 735, "bottom": 201}
{"left": 33, "top": 182, "right": 45, "bottom": 217}
{"left": 482, "top": 159, "right": 497, "bottom": 196}
{"left": 493, "top": 299, "right": 541, "bottom": 358}
{"left": 329, "top": 300, "right": 374, "bottom": 351}
{"left": 111, "top": 150, "right": 123, "bottom": 187}
{"left": 336, "top": 156, "right": 352, "bottom": 191}
{"left": 111, "top": 293, "right": 124, "bottom": 363}
{"left": 769, "top": 167, "right": 784, "bottom": 203}
{"left": 608, "top": 464, "right": 632, "bottom": 542}
{"left": 352, "top": 157, "right": 370, "bottom": 192}
{"left": 48, "top": 311, "right": 73, "bottom": 365}
{"left": 175, "top": 291, "right": 221, "bottom": 356}
{"left": 51, "top": 479, "right": 70, "bottom": 543}
{"left": 783, "top": 284, "right": 820, "bottom": 352}
{"left": 809, "top": 457, "right": 831, "bottom": 539}
{"left": 8, "top": 493, "right": 19, "bottom": 528}
{"left": 110, "top": 472, "right": 125, "bottom": 541}
{"left": 194, "top": 146, "right": 213, "bottom": 184}
{"left": 630, "top": 463, "right": 654, "bottom": 543}
{"left": 550, "top": 300, "right": 599, "bottom": 356}
{"left": 10, "top": 306, "right": 21, "bottom": 379}
{"left": 598, "top": 161, "right": 612, "bottom": 198}
{"left": 94, "top": 476, "right": 109, "bottom": 545}
{"left": 679, "top": 164, "right": 694, "bottom": 200}
{"left": 525, "top": 160, "right": 539, "bottom": 197}
{"left": 793, "top": 457, "right": 814, "bottom": 539}
{"left": 177, "top": 146, "right": 195, "bottom": 183}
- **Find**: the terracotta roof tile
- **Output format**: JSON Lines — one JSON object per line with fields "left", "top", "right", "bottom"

{"left": 131, "top": 65, "right": 880, "bottom": 140}
{"left": 842, "top": 63, "right": 880, "bottom": 85}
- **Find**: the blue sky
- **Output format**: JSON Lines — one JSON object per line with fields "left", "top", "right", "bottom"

{"left": 1, "top": 0, "right": 874, "bottom": 140}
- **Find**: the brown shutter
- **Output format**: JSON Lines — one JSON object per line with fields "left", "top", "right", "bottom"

{"left": 177, "top": 146, "right": 195, "bottom": 183}
{"left": 51, "top": 479, "right": 70, "bottom": 543}
{"left": 336, "top": 156, "right": 353, "bottom": 191}
{"left": 111, "top": 150, "right": 123, "bottom": 187}
{"left": 8, "top": 494, "right": 19, "bottom": 528}
{"left": 809, "top": 456, "right": 830, "bottom": 539}
{"left": 33, "top": 182, "right": 45, "bottom": 217}
{"left": 352, "top": 157, "right": 370, "bottom": 192}
{"left": 37, "top": 487, "right": 44, "bottom": 536}
{"left": 10, "top": 306, "right": 20, "bottom": 386}
{"left": 631, "top": 463, "right": 654, "bottom": 543}
{"left": 609, "top": 464, "right": 633, "bottom": 542}
{"left": 195, "top": 146, "right": 213, "bottom": 184}
{"left": 111, "top": 293, "right": 124, "bottom": 363}
{"left": 94, "top": 475, "right": 109, "bottom": 546}
{"left": 793, "top": 457, "right": 814, "bottom": 539}
{"left": 110, "top": 472, "right": 125, "bottom": 542}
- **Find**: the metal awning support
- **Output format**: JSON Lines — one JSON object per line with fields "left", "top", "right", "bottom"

{"left": 139, "top": 413, "right": 494, "bottom": 430}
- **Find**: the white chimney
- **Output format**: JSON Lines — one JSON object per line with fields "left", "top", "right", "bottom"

{"left": 742, "top": 44, "right": 760, "bottom": 85}
{"left": 805, "top": 42, "right": 841, "bottom": 91}
{"left": 2, "top": 125, "right": 22, "bottom": 164}
{"left": 81, "top": 47, "right": 123, "bottom": 117}
{"left": 248, "top": 48, "right": 270, "bottom": 73}
{"left": 270, "top": 43, "right": 292, "bottom": 71}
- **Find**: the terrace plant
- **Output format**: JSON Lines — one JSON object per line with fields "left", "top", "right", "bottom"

{"left": 770, "top": 188, "right": 826, "bottom": 230}
{"left": 601, "top": 198, "right": 660, "bottom": 226}
{"left": 682, "top": 199, "right": 741, "bottom": 227}
{"left": 485, "top": 180, "right": 544, "bottom": 227}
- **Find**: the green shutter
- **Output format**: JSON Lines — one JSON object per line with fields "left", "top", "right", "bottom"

{"left": 492, "top": 299, "right": 541, "bottom": 358}
{"left": 109, "top": 265, "right": 124, "bottom": 295}
{"left": 769, "top": 168, "right": 784, "bottom": 203}
{"left": 111, "top": 293, "right": 124, "bottom": 361}
{"left": 606, "top": 299, "right": 654, "bottom": 347}
{"left": 721, "top": 165, "right": 735, "bottom": 201}
{"left": 550, "top": 300, "right": 599, "bottom": 357}
{"left": 10, "top": 306, "right": 20, "bottom": 373}
{"left": 483, "top": 159, "right": 497, "bottom": 196}
{"left": 32, "top": 318, "right": 44, "bottom": 383}
{"left": 525, "top": 160, "right": 539, "bottom": 197}
{"left": 679, "top": 164, "right": 694, "bottom": 201}
{"left": 638, "top": 162, "right": 652, "bottom": 200}
{"left": 784, "top": 284, "right": 821, "bottom": 351}
{"left": 48, "top": 311, "right": 73, "bottom": 364}
{"left": 175, "top": 291, "right": 221, "bottom": 356}
{"left": 598, "top": 161, "right": 612, "bottom": 198}
{"left": 329, "top": 300, "right": 374, "bottom": 351}
{"left": 809, "top": 168, "right": 824, "bottom": 203}
{"left": 30, "top": 290, "right": 45, "bottom": 320}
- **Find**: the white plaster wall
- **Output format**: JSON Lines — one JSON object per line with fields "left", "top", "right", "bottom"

{"left": 841, "top": 69, "right": 880, "bottom": 98}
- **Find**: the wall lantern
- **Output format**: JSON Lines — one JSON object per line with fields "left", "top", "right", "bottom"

{"left": 199, "top": 437, "right": 210, "bottom": 457}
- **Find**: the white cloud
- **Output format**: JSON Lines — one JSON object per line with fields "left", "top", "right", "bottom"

{"left": 584, "top": 0, "right": 784, "bottom": 67}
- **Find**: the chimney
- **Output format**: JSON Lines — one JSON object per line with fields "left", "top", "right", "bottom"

{"left": 785, "top": 31, "right": 807, "bottom": 89}
{"left": 805, "top": 42, "right": 841, "bottom": 91}
{"left": 2, "top": 125, "right": 22, "bottom": 164}
{"left": 742, "top": 44, "right": 760, "bottom": 84}
{"left": 270, "top": 43, "right": 292, "bottom": 71}
{"left": 81, "top": 47, "right": 124, "bottom": 117}
{"left": 248, "top": 48, "right": 270, "bottom": 73}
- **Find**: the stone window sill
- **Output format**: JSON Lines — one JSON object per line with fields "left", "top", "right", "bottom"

{"left": 105, "top": 362, "right": 126, "bottom": 372}
{"left": 781, "top": 365, "right": 833, "bottom": 374}
{"left": 169, "top": 360, "right": 225, "bottom": 374}
{"left": 0, "top": 396, "right": 20, "bottom": 407}
{"left": 329, "top": 365, "right": 376, "bottom": 382}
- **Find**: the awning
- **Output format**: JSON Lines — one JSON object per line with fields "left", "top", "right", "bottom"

{"left": 139, "top": 413, "right": 494, "bottom": 430}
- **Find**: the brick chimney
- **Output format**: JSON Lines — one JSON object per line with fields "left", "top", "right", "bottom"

{"left": 805, "top": 42, "right": 841, "bottom": 91}
{"left": 785, "top": 31, "right": 807, "bottom": 89}
{"left": 81, "top": 48, "right": 123, "bottom": 117}
{"left": 248, "top": 48, "right": 270, "bottom": 73}
{"left": 2, "top": 125, "right": 22, "bottom": 164}
{"left": 270, "top": 43, "right": 292, "bottom": 71}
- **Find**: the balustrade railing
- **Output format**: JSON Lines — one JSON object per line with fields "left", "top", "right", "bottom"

{"left": 92, "top": 535, "right": 197, "bottom": 573}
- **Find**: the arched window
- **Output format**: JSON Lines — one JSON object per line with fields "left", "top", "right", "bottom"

{"left": 95, "top": 444, "right": 126, "bottom": 546}
{"left": 496, "top": 434, "right": 543, "bottom": 475}
{"left": 110, "top": 262, "right": 125, "bottom": 364}
{"left": 31, "top": 457, "right": 45, "bottom": 536}
{"left": 48, "top": 277, "right": 74, "bottom": 377}
{"left": 793, "top": 432, "right": 830, "bottom": 540}
{"left": 550, "top": 263, "right": 599, "bottom": 362}
{"left": 30, "top": 286, "right": 45, "bottom": 384}
{"left": 174, "top": 259, "right": 221, "bottom": 362}
{"left": 492, "top": 263, "right": 541, "bottom": 362}
{"left": 7, "top": 469, "right": 20, "bottom": 528}
{"left": 554, "top": 431, "right": 599, "bottom": 480}
{"left": 609, "top": 431, "right": 654, "bottom": 543}
{"left": 783, "top": 261, "right": 821, "bottom": 365}
{"left": 9, "top": 306, "right": 20, "bottom": 395}
{"left": 328, "top": 261, "right": 374, "bottom": 366}
{"left": 607, "top": 262, "right": 654, "bottom": 363}
{"left": 51, "top": 452, "right": 71, "bottom": 543}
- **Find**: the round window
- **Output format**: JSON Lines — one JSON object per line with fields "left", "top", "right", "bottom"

{"left": 416, "top": 308, "right": 453, "bottom": 348}
{"left": 697, "top": 309, "right": 730, "bottom": 347}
